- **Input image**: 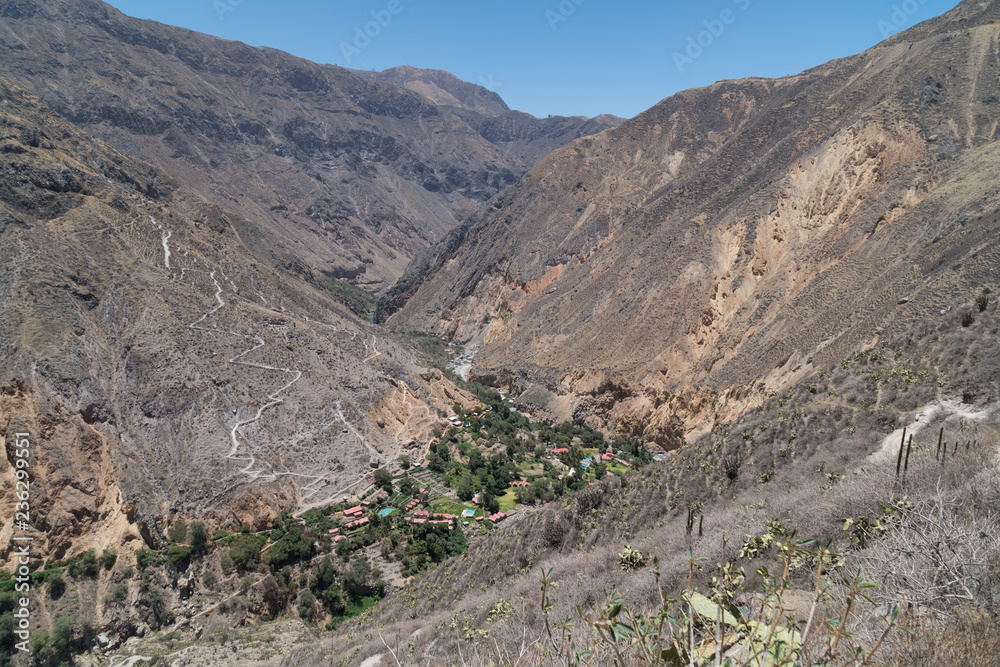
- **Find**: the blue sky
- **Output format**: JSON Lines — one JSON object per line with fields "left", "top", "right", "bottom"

{"left": 104, "top": 0, "right": 960, "bottom": 119}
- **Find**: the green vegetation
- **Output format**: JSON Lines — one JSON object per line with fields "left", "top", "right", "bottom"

{"left": 67, "top": 549, "right": 99, "bottom": 578}
{"left": 168, "top": 519, "right": 188, "bottom": 544}
{"left": 98, "top": 547, "right": 117, "bottom": 570}
{"left": 165, "top": 544, "right": 193, "bottom": 569}
{"left": 227, "top": 534, "right": 267, "bottom": 572}
{"left": 406, "top": 333, "right": 464, "bottom": 376}
{"left": 318, "top": 274, "right": 378, "bottom": 320}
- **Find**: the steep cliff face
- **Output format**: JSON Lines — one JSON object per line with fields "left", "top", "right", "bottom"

{"left": 0, "top": 0, "right": 612, "bottom": 290}
{"left": 386, "top": 0, "right": 1000, "bottom": 446}
{"left": 0, "top": 78, "right": 474, "bottom": 565}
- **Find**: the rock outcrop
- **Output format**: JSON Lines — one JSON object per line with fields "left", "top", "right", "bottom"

{"left": 385, "top": 0, "right": 1000, "bottom": 445}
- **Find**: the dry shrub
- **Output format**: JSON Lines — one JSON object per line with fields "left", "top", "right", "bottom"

{"left": 876, "top": 610, "right": 1000, "bottom": 667}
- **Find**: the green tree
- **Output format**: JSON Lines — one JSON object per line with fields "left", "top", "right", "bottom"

{"left": 135, "top": 549, "right": 161, "bottom": 571}
{"left": 427, "top": 452, "right": 445, "bottom": 473}
{"left": 168, "top": 519, "right": 188, "bottom": 544}
{"left": 261, "top": 576, "right": 289, "bottom": 619}
{"left": 189, "top": 521, "right": 209, "bottom": 553}
{"left": 343, "top": 554, "right": 384, "bottom": 597}
{"left": 166, "top": 545, "right": 193, "bottom": 569}
{"left": 48, "top": 573, "right": 66, "bottom": 599}
{"left": 322, "top": 583, "right": 349, "bottom": 616}
{"left": 298, "top": 590, "right": 317, "bottom": 622}
{"left": 68, "top": 549, "right": 99, "bottom": 578}
{"left": 483, "top": 491, "right": 500, "bottom": 515}
{"left": 467, "top": 447, "right": 485, "bottom": 471}
{"left": 374, "top": 468, "right": 393, "bottom": 493}
{"left": 456, "top": 478, "right": 474, "bottom": 502}
{"left": 266, "top": 524, "right": 314, "bottom": 569}
{"left": 312, "top": 556, "right": 339, "bottom": 593}
{"left": 98, "top": 547, "right": 117, "bottom": 570}
{"left": 51, "top": 615, "right": 74, "bottom": 654}
{"left": 228, "top": 534, "right": 265, "bottom": 572}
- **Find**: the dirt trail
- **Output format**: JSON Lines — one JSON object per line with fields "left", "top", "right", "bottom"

{"left": 147, "top": 215, "right": 172, "bottom": 269}
{"left": 870, "top": 399, "right": 994, "bottom": 465}
{"left": 363, "top": 334, "right": 381, "bottom": 363}
{"left": 136, "top": 197, "right": 392, "bottom": 513}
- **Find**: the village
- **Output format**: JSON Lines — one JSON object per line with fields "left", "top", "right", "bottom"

{"left": 298, "top": 386, "right": 648, "bottom": 584}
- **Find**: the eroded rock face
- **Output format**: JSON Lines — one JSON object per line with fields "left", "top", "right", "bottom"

{"left": 387, "top": 2, "right": 1000, "bottom": 443}
{"left": 0, "top": 77, "right": 474, "bottom": 566}
{"left": 0, "top": 3, "right": 617, "bottom": 290}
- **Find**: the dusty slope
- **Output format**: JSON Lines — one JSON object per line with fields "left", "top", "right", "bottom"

{"left": 385, "top": 0, "right": 1000, "bottom": 446}
{"left": 0, "top": 1, "right": 534, "bottom": 288}
{"left": 0, "top": 77, "right": 474, "bottom": 567}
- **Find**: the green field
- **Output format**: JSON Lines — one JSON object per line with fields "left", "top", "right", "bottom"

{"left": 497, "top": 490, "right": 518, "bottom": 512}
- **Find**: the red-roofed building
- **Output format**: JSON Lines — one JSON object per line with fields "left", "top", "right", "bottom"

{"left": 552, "top": 448, "right": 569, "bottom": 455}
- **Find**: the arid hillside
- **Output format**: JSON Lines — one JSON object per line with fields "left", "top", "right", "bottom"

{"left": 0, "top": 77, "right": 475, "bottom": 568}
{"left": 354, "top": 65, "right": 624, "bottom": 167}
{"left": 0, "top": 0, "right": 616, "bottom": 289}
{"left": 383, "top": 0, "right": 1000, "bottom": 447}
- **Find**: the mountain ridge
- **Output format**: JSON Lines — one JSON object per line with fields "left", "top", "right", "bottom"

{"left": 383, "top": 0, "right": 1000, "bottom": 447}
{"left": 0, "top": 0, "right": 618, "bottom": 289}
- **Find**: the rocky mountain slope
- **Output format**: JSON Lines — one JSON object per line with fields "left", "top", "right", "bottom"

{"left": 0, "top": 0, "right": 616, "bottom": 289}
{"left": 0, "top": 76, "right": 474, "bottom": 567}
{"left": 384, "top": 0, "right": 1000, "bottom": 446}
{"left": 355, "top": 65, "right": 623, "bottom": 166}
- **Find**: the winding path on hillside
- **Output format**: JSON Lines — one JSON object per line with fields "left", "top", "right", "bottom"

{"left": 136, "top": 199, "right": 388, "bottom": 509}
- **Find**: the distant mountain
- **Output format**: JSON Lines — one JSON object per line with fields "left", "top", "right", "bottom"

{"left": 0, "top": 0, "right": 617, "bottom": 289}
{"left": 383, "top": 0, "right": 1000, "bottom": 446}
{"left": 355, "top": 65, "right": 624, "bottom": 168}
{"left": 351, "top": 65, "right": 512, "bottom": 116}
{"left": 0, "top": 75, "right": 477, "bottom": 563}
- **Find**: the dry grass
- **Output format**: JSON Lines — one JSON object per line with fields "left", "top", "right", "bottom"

{"left": 281, "top": 299, "right": 1000, "bottom": 665}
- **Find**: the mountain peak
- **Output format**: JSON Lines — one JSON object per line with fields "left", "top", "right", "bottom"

{"left": 351, "top": 64, "right": 511, "bottom": 116}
